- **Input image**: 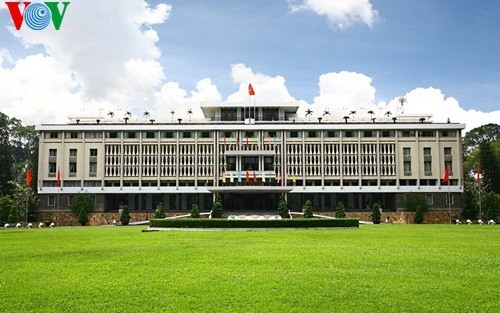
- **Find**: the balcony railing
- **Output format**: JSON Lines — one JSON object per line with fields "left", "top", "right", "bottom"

{"left": 424, "top": 171, "right": 432, "bottom": 176}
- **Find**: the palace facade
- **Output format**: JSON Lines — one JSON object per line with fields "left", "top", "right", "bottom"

{"left": 36, "top": 102, "right": 464, "bottom": 213}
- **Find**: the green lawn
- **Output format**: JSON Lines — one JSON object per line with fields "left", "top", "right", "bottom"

{"left": 1, "top": 225, "right": 499, "bottom": 312}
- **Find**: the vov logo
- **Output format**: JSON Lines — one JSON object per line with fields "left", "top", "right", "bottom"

{"left": 5, "top": 1, "right": 70, "bottom": 30}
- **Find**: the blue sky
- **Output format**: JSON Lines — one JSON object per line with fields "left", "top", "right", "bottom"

{"left": 153, "top": 0, "right": 500, "bottom": 111}
{"left": 0, "top": 0, "right": 499, "bottom": 128}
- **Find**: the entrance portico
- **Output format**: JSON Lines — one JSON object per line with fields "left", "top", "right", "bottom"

{"left": 207, "top": 186, "right": 293, "bottom": 211}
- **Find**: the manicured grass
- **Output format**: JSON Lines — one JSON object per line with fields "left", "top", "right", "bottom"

{"left": 0, "top": 225, "right": 499, "bottom": 312}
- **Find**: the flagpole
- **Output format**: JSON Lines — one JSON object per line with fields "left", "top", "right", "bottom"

{"left": 478, "top": 179, "right": 481, "bottom": 220}
{"left": 448, "top": 179, "right": 451, "bottom": 224}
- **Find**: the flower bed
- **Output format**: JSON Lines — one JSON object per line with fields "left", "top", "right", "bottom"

{"left": 149, "top": 218, "right": 359, "bottom": 228}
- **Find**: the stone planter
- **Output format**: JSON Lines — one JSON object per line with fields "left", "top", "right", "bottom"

{"left": 44, "top": 221, "right": 52, "bottom": 227}
{"left": 121, "top": 220, "right": 129, "bottom": 226}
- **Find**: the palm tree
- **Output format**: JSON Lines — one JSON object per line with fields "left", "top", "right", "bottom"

{"left": 143, "top": 111, "right": 150, "bottom": 118}
{"left": 385, "top": 111, "right": 392, "bottom": 118}
{"left": 349, "top": 110, "right": 356, "bottom": 118}
{"left": 170, "top": 109, "right": 175, "bottom": 123}
{"left": 323, "top": 110, "right": 330, "bottom": 117}
{"left": 107, "top": 111, "right": 114, "bottom": 118}
{"left": 305, "top": 108, "right": 313, "bottom": 120}
{"left": 187, "top": 109, "right": 193, "bottom": 122}
{"left": 125, "top": 111, "right": 132, "bottom": 118}
{"left": 367, "top": 110, "right": 375, "bottom": 119}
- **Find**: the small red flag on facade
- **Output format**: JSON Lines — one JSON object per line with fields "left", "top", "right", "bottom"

{"left": 442, "top": 165, "right": 449, "bottom": 184}
{"left": 477, "top": 164, "right": 481, "bottom": 184}
{"left": 57, "top": 169, "right": 61, "bottom": 187}
{"left": 246, "top": 171, "right": 250, "bottom": 183}
{"left": 248, "top": 83, "right": 255, "bottom": 96}
{"left": 26, "top": 168, "right": 33, "bottom": 186}
{"left": 253, "top": 171, "right": 257, "bottom": 183}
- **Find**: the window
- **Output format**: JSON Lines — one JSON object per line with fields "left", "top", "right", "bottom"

{"left": 181, "top": 132, "right": 192, "bottom": 138}
{"left": 84, "top": 181, "right": 101, "bottom": 187}
{"left": 223, "top": 131, "right": 233, "bottom": 138}
{"left": 425, "top": 194, "right": 433, "bottom": 205}
{"left": 262, "top": 108, "right": 279, "bottom": 121}
{"left": 343, "top": 131, "right": 358, "bottom": 138}
{"left": 264, "top": 156, "right": 274, "bottom": 170}
{"left": 48, "top": 149, "right": 57, "bottom": 174}
{"left": 85, "top": 132, "right": 102, "bottom": 139}
{"left": 69, "top": 149, "right": 77, "bottom": 157}
{"left": 446, "top": 194, "right": 454, "bottom": 205}
{"left": 381, "top": 131, "right": 394, "bottom": 137}
{"left": 90, "top": 149, "right": 98, "bottom": 157}
{"left": 226, "top": 157, "right": 236, "bottom": 171}
{"left": 144, "top": 131, "right": 156, "bottom": 139}
{"left": 444, "top": 147, "right": 451, "bottom": 155}
{"left": 363, "top": 131, "right": 373, "bottom": 138}
{"left": 441, "top": 130, "right": 456, "bottom": 137}
{"left": 403, "top": 148, "right": 411, "bottom": 156}
{"left": 403, "top": 147, "right": 411, "bottom": 174}
{"left": 69, "top": 132, "right": 78, "bottom": 139}
{"left": 162, "top": 132, "right": 174, "bottom": 138}
{"left": 69, "top": 163, "right": 77, "bottom": 174}
{"left": 48, "top": 196, "right": 55, "bottom": 207}
{"left": 424, "top": 147, "right": 431, "bottom": 156}
{"left": 400, "top": 131, "right": 415, "bottom": 137}
{"left": 404, "top": 161, "right": 411, "bottom": 172}
{"left": 325, "top": 131, "right": 339, "bottom": 137}
{"left": 419, "top": 131, "right": 435, "bottom": 137}
{"left": 200, "top": 132, "right": 211, "bottom": 138}
{"left": 67, "top": 195, "right": 75, "bottom": 206}
{"left": 423, "top": 148, "right": 432, "bottom": 173}
{"left": 267, "top": 131, "right": 277, "bottom": 138}
{"left": 89, "top": 149, "right": 97, "bottom": 176}
{"left": 124, "top": 132, "right": 138, "bottom": 139}
{"left": 241, "top": 156, "right": 259, "bottom": 171}
{"left": 106, "top": 132, "right": 119, "bottom": 139}
{"left": 288, "top": 131, "right": 300, "bottom": 138}
{"left": 245, "top": 131, "right": 255, "bottom": 138}
{"left": 307, "top": 131, "right": 317, "bottom": 138}
{"left": 69, "top": 149, "right": 77, "bottom": 175}
{"left": 221, "top": 108, "right": 237, "bottom": 121}
{"left": 49, "top": 132, "right": 59, "bottom": 139}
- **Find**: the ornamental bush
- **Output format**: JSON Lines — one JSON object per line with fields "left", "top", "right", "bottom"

{"left": 71, "top": 193, "right": 94, "bottom": 215}
{"left": 155, "top": 202, "right": 165, "bottom": 219}
{"left": 414, "top": 206, "right": 424, "bottom": 224}
{"left": 191, "top": 203, "right": 200, "bottom": 218}
{"left": 372, "top": 203, "right": 381, "bottom": 223}
{"left": 78, "top": 208, "right": 89, "bottom": 226}
{"left": 120, "top": 205, "right": 131, "bottom": 223}
{"left": 304, "top": 200, "right": 314, "bottom": 218}
{"left": 405, "top": 194, "right": 428, "bottom": 212}
{"left": 211, "top": 201, "right": 223, "bottom": 218}
{"left": 335, "top": 201, "right": 346, "bottom": 218}
{"left": 277, "top": 195, "right": 288, "bottom": 218}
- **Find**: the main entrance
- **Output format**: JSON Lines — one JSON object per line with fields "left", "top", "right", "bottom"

{"left": 223, "top": 193, "right": 280, "bottom": 211}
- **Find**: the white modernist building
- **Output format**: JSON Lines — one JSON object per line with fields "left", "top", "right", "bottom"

{"left": 36, "top": 102, "right": 464, "bottom": 212}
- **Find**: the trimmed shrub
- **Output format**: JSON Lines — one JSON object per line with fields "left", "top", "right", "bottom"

{"left": 120, "top": 205, "right": 131, "bottom": 223}
{"left": 7, "top": 206, "right": 18, "bottom": 223}
{"left": 335, "top": 201, "right": 346, "bottom": 218}
{"left": 304, "top": 200, "right": 314, "bottom": 218}
{"left": 211, "top": 201, "right": 223, "bottom": 218}
{"left": 405, "top": 194, "right": 428, "bottom": 212}
{"left": 78, "top": 208, "right": 89, "bottom": 226}
{"left": 71, "top": 193, "right": 95, "bottom": 215}
{"left": 155, "top": 202, "right": 165, "bottom": 219}
{"left": 277, "top": 195, "right": 288, "bottom": 218}
{"left": 372, "top": 203, "right": 381, "bottom": 223}
{"left": 414, "top": 206, "right": 424, "bottom": 224}
{"left": 150, "top": 218, "right": 359, "bottom": 228}
{"left": 191, "top": 203, "right": 200, "bottom": 218}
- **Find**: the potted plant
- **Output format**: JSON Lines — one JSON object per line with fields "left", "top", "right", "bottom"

{"left": 303, "top": 200, "right": 314, "bottom": 218}
{"left": 211, "top": 201, "right": 223, "bottom": 218}
{"left": 44, "top": 214, "right": 53, "bottom": 227}
{"left": 372, "top": 203, "right": 382, "bottom": 224}
{"left": 120, "top": 205, "right": 131, "bottom": 225}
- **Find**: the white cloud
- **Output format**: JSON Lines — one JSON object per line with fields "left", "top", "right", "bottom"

{"left": 289, "top": 0, "right": 379, "bottom": 29}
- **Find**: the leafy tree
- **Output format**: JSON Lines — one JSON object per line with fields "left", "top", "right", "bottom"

{"left": 78, "top": 208, "right": 89, "bottom": 226}
{"left": 277, "top": 195, "right": 288, "bottom": 218}
{"left": 461, "top": 189, "right": 479, "bottom": 220}
{"left": 191, "top": 203, "right": 200, "bottom": 218}
{"left": 0, "top": 196, "right": 16, "bottom": 224}
{"left": 7, "top": 206, "right": 18, "bottom": 223}
{"left": 211, "top": 201, "right": 223, "bottom": 218}
{"left": 414, "top": 206, "right": 424, "bottom": 224}
{"left": 155, "top": 202, "right": 165, "bottom": 219}
{"left": 10, "top": 182, "right": 38, "bottom": 223}
{"left": 478, "top": 141, "right": 500, "bottom": 193}
{"left": 335, "top": 201, "right": 346, "bottom": 218}
{"left": 303, "top": 200, "right": 314, "bottom": 218}
{"left": 481, "top": 192, "right": 500, "bottom": 220}
{"left": 405, "top": 194, "right": 428, "bottom": 212}
{"left": 0, "top": 113, "right": 14, "bottom": 196}
{"left": 372, "top": 203, "right": 381, "bottom": 223}
{"left": 71, "top": 194, "right": 94, "bottom": 215}
{"left": 463, "top": 123, "right": 500, "bottom": 154}
{"left": 120, "top": 205, "right": 131, "bottom": 223}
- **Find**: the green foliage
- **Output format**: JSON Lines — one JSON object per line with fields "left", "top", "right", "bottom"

{"left": 120, "top": 205, "right": 131, "bottom": 222}
{"left": 155, "top": 202, "right": 165, "bottom": 219}
{"left": 44, "top": 214, "right": 53, "bottom": 222}
{"left": 7, "top": 206, "right": 18, "bottom": 223}
{"left": 463, "top": 123, "right": 500, "bottom": 154}
{"left": 405, "top": 194, "right": 428, "bottom": 212}
{"left": 78, "top": 208, "right": 89, "bottom": 226}
{"left": 372, "top": 203, "right": 381, "bottom": 222}
{"left": 191, "top": 203, "right": 200, "bottom": 218}
{"left": 0, "top": 112, "right": 14, "bottom": 196}
{"left": 71, "top": 193, "right": 94, "bottom": 215}
{"left": 303, "top": 200, "right": 314, "bottom": 218}
{"left": 150, "top": 218, "right": 359, "bottom": 228}
{"left": 277, "top": 195, "right": 288, "bottom": 218}
{"left": 10, "top": 182, "right": 38, "bottom": 222}
{"left": 481, "top": 192, "right": 500, "bottom": 220}
{"left": 211, "top": 201, "right": 223, "bottom": 218}
{"left": 478, "top": 141, "right": 500, "bottom": 193}
{"left": 461, "top": 189, "right": 479, "bottom": 220}
{"left": 335, "top": 201, "right": 346, "bottom": 218}
{"left": 414, "top": 206, "right": 424, "bottom": 224}
{"left": 0, "top": 196, "right": 15, "bottom": 223}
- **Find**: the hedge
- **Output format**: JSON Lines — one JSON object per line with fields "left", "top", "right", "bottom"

{"left": 149, "top": 218, "right": 359, "bottom": 228}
